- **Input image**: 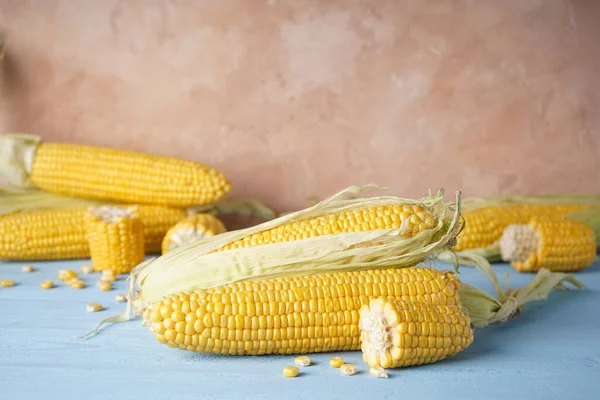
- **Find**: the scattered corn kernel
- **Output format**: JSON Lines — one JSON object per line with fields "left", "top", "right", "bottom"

{"left": 86, "top": 303, "right": 103, "bottom": 312}
{"left": 115, "top": 293, "right": 127, "bottom": 303}
{"left": 80, "top": 264, "right": 94, "bottom": 274}
{"left": 1, "top": 279, "right": 16, "bottom": 287}
{"left": 58, "top": 269, "right": 78, "bottom": 281}
{"left": 70, "top": 279, "right": 86, "bottom": 289}
{"left": 369, "top": 366, "right": 388, "bottom": 379}
{"left": 340, "top": 364, "right": 357, "bottom": 376}
{"left": 329, "top": 357, "right": 344, "bottom": 368}
{"left": 40, "top": 280, "right": 54, "bottom": 289}
{"left": 22, "top": 264, "right": 35, "bottom": 273}
{"left": 101, "top": 270, "right": 117, "bottom": 282}
{"left": 282, "top": 366, "right": 299, "bottom": 378}
{"left": 97, "top": 280, "right": 112, "bottom": 291}
{"left": 294, "top": 356, "right": 311, "bottom": 367}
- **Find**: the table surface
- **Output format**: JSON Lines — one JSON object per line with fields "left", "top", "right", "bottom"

{"left": 1, "top": 258, "right": 599, "bottom": 400}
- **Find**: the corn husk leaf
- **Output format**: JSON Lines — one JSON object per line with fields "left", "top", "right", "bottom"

{"left": 0, "top": 188, "right": 113, "bottom": 216}
{"left": 0, "top": 134, "right": 42, "bottom": 188}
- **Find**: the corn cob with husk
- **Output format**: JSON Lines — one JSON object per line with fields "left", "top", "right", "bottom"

{"left": 500, "top": 217, "right": 597, "bottom": 272}
{"left": 0, "top": 134, "right": 231, "bottom": 207}
{"left": 162, "top": 214, "right": 227, "bottom": 254}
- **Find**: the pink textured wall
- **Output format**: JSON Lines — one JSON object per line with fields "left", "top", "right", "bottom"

{"left": 1, "top": 0, "right": 599, "bottom": 210}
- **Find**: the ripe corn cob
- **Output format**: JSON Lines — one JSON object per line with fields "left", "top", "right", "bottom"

{"left": 142, "top": 268, "right": 460, "bottom": 355}
{"left": 217, "top": 203, "right": 435, "bottom": 252}
{"left": 500, "top": 217, "right": 597, "bottom": 272}
{"left": 162, "top": 214, "right": 227, "bottom": 254}
{"left": 0, "top": 205, "right": 186, "bottom": 260}
{"left": 359, "top": 297, "right": 473, "bottom": 369}
{"left": 0, "top": 134, "right": 230, "bottom": 207}
{"left": 455, "top": 203, "right": 593, "bottom": 251}
{"left": 85, "top": 206, "right": 145, "bottom": 274}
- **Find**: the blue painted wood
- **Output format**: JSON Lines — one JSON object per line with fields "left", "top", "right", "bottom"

{"left": 1, "top": 259, "right": 599, "bottom": 400}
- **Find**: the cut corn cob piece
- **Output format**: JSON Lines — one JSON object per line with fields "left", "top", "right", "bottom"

{"left": 85, "top": 206, "right": 145, "bottom": 274}
{"left": 500, "top": 217, "right": 597, "bottom": 272}
{"left": 0, "top": 134, "right": 231, "bottom": 207}
{"left": 455, "top": 203, "right": 593, "bottom": 251}
{"left": 0, "top": 205, "right": 186, "bottom": 261}
{"left": 359, "top": 297, "right": 473, "bottom": 369}
{"left": 142, "top": 267, "right": 460, "bottom": 355}
{"left": 162, "top": 214, "right": 227, "bottom": 254}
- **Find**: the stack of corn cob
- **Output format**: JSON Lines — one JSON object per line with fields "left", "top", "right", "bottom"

{"left": 454, "top": 194, "right": 600, "bottom": 273}
{"left": 0, "top": 133, "right": 235, "bottom": 274}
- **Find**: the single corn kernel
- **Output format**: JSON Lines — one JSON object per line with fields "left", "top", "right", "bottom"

{"left": 340, "top": 364, "right": 357, "bottom": 376}
{"left": 329, "top": 357, "right": 344, "bottom": 368}
{"left": 294, "top": 356, "right": 311, "bottom": 367}
{"left": 87, "top": 303, "right": 103, "bottom": 312}
{"left": 40, "top": 280, "right": 54, "bottom": 289}
{"left": 1, "top": 279, "right": 16, "bottom": 287}
{"left": 22, "top": 264, "right": 35, "bottom": 273}
{"left": 80, "top": 264, "right": 94, "bottom": 274}
{"left": 58, "top": 269, "right": 78, "bottom": 282}
{"left": 97, "top": 280, "right": 112, "bottom": 291}
{"left": 101, "top": 271, "right": 117, "bottom": 282}
{"left": 115, "top": 293, "right": 127, "bottom": 303}
{"left": 369, "top": 366, "right": 388, "bottom": 379}
{"left": 282, "top": 366, "right": 299, "bottom": 378}
{"left": 70, "top": 279, "right": 86, "bottom": 289}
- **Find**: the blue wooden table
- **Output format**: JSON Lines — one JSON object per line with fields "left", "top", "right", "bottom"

{"left": 1, "top": 259, "right": 598, "bottom": 400}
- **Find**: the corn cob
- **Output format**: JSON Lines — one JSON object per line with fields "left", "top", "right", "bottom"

{"left": 0, "top": 205, "right": 186, "bottom": 260}
{"left": 500, "top": 217, "right": 597, "bottom": 272}
{"left": 162, "top": 214, "right": 227, "bottom": 254}
{"left": 142, "top": 268, "right": 460, "bottom": 355}
{"left": 85, "top": 206, "right": 145, "bottom": 274}
{"left": 359, "top": 297, "right": 473, "bottom": 369}
{"left": 455, "top": 203, "right": 592, "bottom": 251}
{"left": 0, "top": 134, "right": 230, "bottom": 207}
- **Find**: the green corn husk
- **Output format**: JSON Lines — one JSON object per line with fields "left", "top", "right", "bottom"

{"left": 0, "top": 188, "right": 113, "bottom": 216}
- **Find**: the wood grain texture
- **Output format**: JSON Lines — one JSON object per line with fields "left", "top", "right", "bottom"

{"left": 1, "top": 259, "right": 599, "bottom": 400}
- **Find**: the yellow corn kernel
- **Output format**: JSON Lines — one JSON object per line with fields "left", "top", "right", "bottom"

{"left": 340, "top": 364, "right": 357, "bottom": 376}
{"left": 101, "top": 270, "right": 117, "bottom": 282}
{"left": 40, "top": 280, "right": 54, "bottom": 289}
{"left": 162, "top": 214, "right": 227, "bottom": 254}
{"left": 115, "top": 293, "right": 127, "bottom": 303}
{"left": 80, "top": 264, "right": 94, "bottom": 274}
{"left": 369, "top": 366, "right": 388, "bottom": 379}
{"left": 1, "top": 279, "right": 15, "bottom": 287}
{"left": 22, "top": 264, "right": 35, "bottom": 273}
{"left": 58, "top": 269, "right": 78, "bottom": 282}
{"left": 359, "top": 297, "right": 473, "bottom": 369}
{"left": 85, "top": 206, "right": 145, "bottom": 275}
{"left": 500, "top": 217, "right": 597, "bottom": 273}
{"left": 97, "top": 280, "right": 112, "bottom": 291}
{"left": 282, "top": 366, "right": 299, "bottom": 378}
{"left": 70, "top": 279, "right": 86, "bottom": 289}
{"left": 294, "top": 356, "right": 311, "bottom": 367}
{"left": 143, "top": 267, "right": 461, "bottom": 356}
{"left": 87, "top": 303, "right": 103, "bottom": 312}
{"left": 329, "top": 357, "right": 344, "bottom": 368}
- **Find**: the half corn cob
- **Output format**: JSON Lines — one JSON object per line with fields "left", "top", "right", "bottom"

{"left": 500, "top": 217, "right": 597, "bottom": 272}
{"left": 85, "top": 206, "right": 145, "bottom": 274}
{"left": 0, "top": 134, "right": 231, "bottom": 207}
{"left": 162, "top": 214, "right": 227, "bottom": 254}
{"left": 0, "top": 205, "right": 186, "bottom": 260}
{"left": 142, "top": 267, "right": 461, "bottom": 355}
{"left": 359, "top": 297, "right": 473, "bottom": 369}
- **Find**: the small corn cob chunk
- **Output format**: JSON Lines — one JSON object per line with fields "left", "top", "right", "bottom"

{"left": 359, "top": 297, "right": 473, "bottom": 369}
{"left": 218, "top": 204, "right": 436, "bottom": 252}
{"left": 85, "top": 206, "right": 145, "bottom": 274}
{"left": 500, "top": 217, "right": 597, "bottom": 272}
{"left": 0, "top": 206, "right": 186, "bottom": 261}
{"left": 143, "top": 267, "right": 460, "bottom": 355}
{"left": 29, "top": 142, "right": 230, "bottom": 207}
{"left": 455, "top": 203, "right": 592, "bottom": 251}
{"left": 162, "top": 214, "right": 227, "bottom": 254}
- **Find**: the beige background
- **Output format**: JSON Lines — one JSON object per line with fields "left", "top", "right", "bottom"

{"left": 1, "top": 0, "right": 599, "bottom": 211}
